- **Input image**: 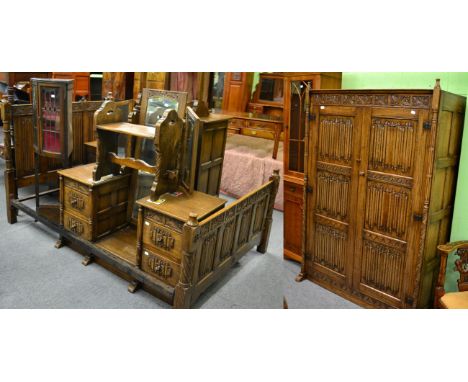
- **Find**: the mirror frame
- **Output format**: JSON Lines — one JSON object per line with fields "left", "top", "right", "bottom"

{"left": 139, "top": 88, "right": 188, "bottom": 126}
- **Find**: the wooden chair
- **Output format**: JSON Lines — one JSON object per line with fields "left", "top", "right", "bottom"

{"left": 434, "top": 241, "right": 468, "bottom": 308}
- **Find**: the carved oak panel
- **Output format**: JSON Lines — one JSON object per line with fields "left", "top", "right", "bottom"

{"left": 368, "top": 117, "right": 416, "bottom": 176}
{"left": 318, "top": 116, "right": 354, "bottom": 165}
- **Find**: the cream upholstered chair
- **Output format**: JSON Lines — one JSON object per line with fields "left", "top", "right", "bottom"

{"left": 434, "top": 241, "right": 468, "bottom": 308}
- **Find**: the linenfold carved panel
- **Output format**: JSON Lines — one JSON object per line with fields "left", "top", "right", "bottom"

{"left": 361, "top": 240, "right": 404, "bottom": 298}
{"left": 198, "top": 232, "right": 217, "bottom": 279}
{"left": 220, "top": 218, "right": 236, "bottom": 262}
{"left": 253, "top": 196, "right": 268, "bottom": 234}
{"left": 313, "top": 223, "right": 347, "bottom": 274}
{"left": 316, "top": 170, "right": 350, "bottom": 221}
{"left": 238, "top": 206, "right": 253, "bottom": 246}
{"left": 318, "top": 116, "right": 353, "bottom": 164}
{"left": 368, "top": 118, "right": 415, "bottom": 175}
{"left": 364, "top": 182, "right": 410, "bottom": 239}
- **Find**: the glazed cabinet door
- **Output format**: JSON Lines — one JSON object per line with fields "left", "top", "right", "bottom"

{"left": 305, "top": 105, "right": 362, "bottom": 288}
{"left": 352, "top": 107, "right": 429, "bottom": 307}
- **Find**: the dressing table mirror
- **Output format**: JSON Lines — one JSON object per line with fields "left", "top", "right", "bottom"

{"left": 132, "top": 89, "right": 189, "bottom": 216}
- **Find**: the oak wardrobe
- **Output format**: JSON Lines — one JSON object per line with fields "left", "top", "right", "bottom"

{"left": 298, "top": 80, "right": 466, "bottom": 308}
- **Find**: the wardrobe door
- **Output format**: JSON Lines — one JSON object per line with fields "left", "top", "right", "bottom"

{"left": 305, "top": 106, "right": 362, "bottom": 288}
{"left": 353, "top": 107, "right": 429, "bottom": 307}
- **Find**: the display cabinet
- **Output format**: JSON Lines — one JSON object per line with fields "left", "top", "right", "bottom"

{"left": 31, "top": 78, "right": 74, "bottom": 164}
{"left": 283, "top": 73, "right": 342, "bottom": 262}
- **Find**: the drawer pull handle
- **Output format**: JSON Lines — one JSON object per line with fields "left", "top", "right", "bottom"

{"left": 147, "top": 255, "right": 173, "bottom": 279}
{"left": 289, "top": 186, "right": 296, "bottom": 192}
{"left": 68, "top": 218, "right": 84, "bottom": 235}
{"left": 69, "top": 193, "right": 85, "bottom": 210}
{"left": 151, "top": 227, "right": 175, "bottom": 251}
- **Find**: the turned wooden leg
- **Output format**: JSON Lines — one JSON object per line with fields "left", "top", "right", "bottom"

{"left": 82, "top": 255, "right": 94, "bottom": 266}
{"left": 128, "top": 280, "right": 141, "bottom": 294}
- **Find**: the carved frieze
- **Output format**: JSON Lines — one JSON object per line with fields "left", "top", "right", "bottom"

{"left": 312, "top": 93, "right": 431, "bottom": 109}
{"left": 367, "top": 171, "right": 413, "bottom": 188}
{"left": 64, "top": 179, "right": 90, "bottom": 195}
{"left": 145, "top": 211, "right": 183, "bottom": 233}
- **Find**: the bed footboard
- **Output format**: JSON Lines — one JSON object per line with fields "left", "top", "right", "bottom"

{"left": 174, "top": 169, "right": 280, "bottom": 308}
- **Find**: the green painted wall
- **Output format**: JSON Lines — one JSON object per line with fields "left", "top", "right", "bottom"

{"left": 342, "top": 72, "right": 468, "bottom": 292}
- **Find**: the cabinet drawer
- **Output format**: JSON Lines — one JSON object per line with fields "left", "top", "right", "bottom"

{"left": 64, "top": 178, "right": 90, "bottom": 195}
{"left": 63, "top": 211, "right": 92, "bottom": 241}
{"left": 64, "top": 187, "right": 92, "bottom": 219}
{"left": 284, "top": 181, "right": 304, "bottom": 200}
{"left": 142, "top": 219, "right": 182, "bottom": 260}
{"left": 229, "top": 118, "right": 245, "bottom": 129}
{"left": 246, "top": 120, "right": 277, "bottom": 132}
{"left": 241, "top": 127, "right": 275, "bottom": 140}
{"left": 141, "top": 247, "right": 180, "bottom": 287}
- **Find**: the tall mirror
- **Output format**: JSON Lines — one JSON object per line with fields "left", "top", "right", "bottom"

{"left": 132, "top": 89, "right": 188, "bottom": 218}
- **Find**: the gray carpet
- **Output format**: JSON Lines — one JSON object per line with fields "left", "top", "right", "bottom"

{"left": 283, "top": 259, "right": 360, "bottom": 308}
{"left": 0, "top": 158, "right": 359, "bottom": 309}
{"left": 0, "top": 159, "right": 283, "bottom": 309}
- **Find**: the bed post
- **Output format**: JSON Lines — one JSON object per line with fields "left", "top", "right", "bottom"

{"left": 1, "top": 92, "right": 17, "bottom": 224}
{"left": 257, "top": 169, "right": 280, "bottom": 253}
{"left": 174, "top": 213, "right": 199, "bottom": 308}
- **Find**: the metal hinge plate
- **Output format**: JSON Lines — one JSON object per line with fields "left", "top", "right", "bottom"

{"left": 413, "top": 213, "right": 423, "bottom": 222}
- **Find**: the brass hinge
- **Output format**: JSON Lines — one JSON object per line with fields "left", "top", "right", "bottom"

{"left": 423, "top": 121, "right": 431, "bottom": 130}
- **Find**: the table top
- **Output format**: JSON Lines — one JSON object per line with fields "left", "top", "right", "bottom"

{"left": 96, "top": 122, "right": 155, "bottom": 139}
{"left": 137, "top": 191, "right": 226, "bottom": 222}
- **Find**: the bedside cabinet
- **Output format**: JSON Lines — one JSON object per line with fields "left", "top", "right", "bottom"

{"left": 58, "top": 163, "right": 131, "bottom": 241}
{"left": 136, "top": 191, "right": 226, "bottom": 286}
